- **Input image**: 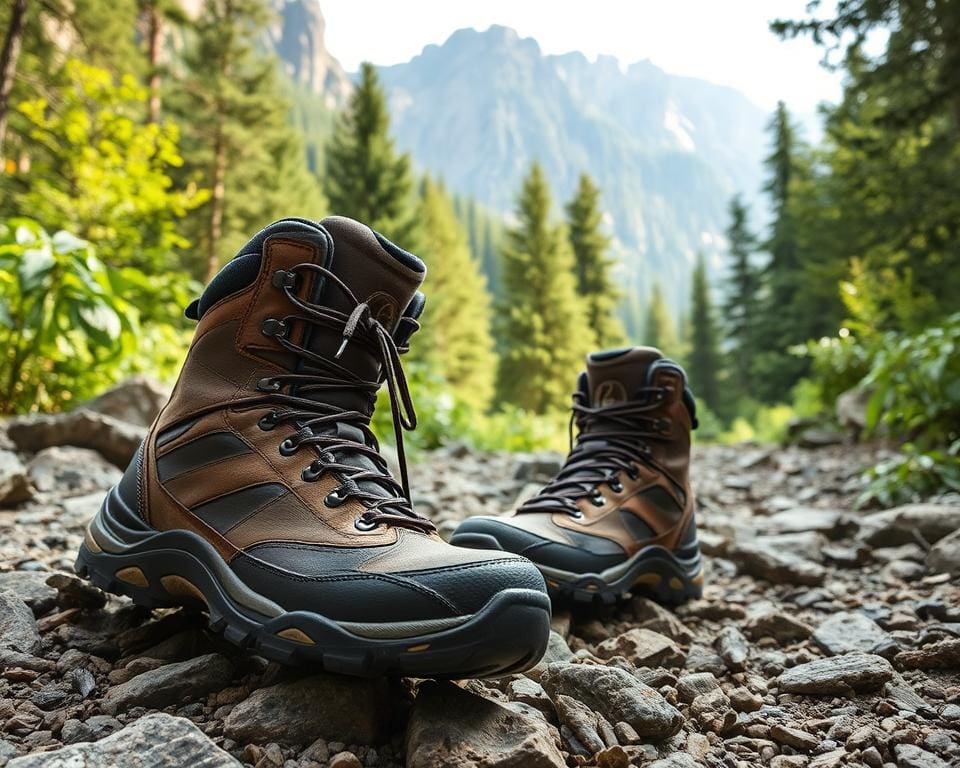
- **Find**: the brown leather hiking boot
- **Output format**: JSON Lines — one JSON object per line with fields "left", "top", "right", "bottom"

{"left": 451, "top": 347, "right": 703, "bottom": 606}
{"left": 76, "top": 217, "right": 550, "bottom": 677}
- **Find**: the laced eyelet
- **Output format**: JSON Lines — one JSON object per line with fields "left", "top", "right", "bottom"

{"left": 568, "top": 509, "right": 584, "bottom": 520}
{"left": 355, "top": 516, "right": 378, "bottom": 531}
{"left": 261, "top": 318, "right": 287, "bottom": 338}
{"left": 627, "top": 467, "right": 640, "bottom": 480}
{"left": 301, "top": 463, "right": 322, "bottom": 482}
{"left": 325, "top": 488, "right": 347, "bottom": 507}
{"left": 590, "top": 493, "right": 605, "bottom": 507}
{"left": 258, "top": 412, "right": 277, "bottom": 431}
{"left": 278, "top": 438, "right": 297, "bottom": 456}
{"left": 271, "top": 269, "right": 298, "bottom": 289}
{"left": 609, "top": 480, "right": 624, "bottom": 493}
{"left": 257, "top": 377, "right": 280, "bottom": 393}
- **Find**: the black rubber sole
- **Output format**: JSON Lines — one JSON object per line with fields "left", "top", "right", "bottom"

{"left": 450, "top": 531, "right": 704, "bottom": 607}
{"left": 77, "top": 494, "right": 551, "bottom": 678}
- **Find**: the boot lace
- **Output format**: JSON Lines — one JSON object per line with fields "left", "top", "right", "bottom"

{"left": 518, "top": 386, "right": 672, "bottom": 518}
{"left": 243, "top": 262, "right": 434, "bottom": 534}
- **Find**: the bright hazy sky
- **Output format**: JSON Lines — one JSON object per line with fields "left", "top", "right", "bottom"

{"left": 321, "top": 0, "right": 844, "bottom": 117}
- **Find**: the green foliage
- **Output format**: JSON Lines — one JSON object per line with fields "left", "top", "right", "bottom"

{"left": 496, "top": 163, "right": 594, "bottom": 414}
{"left": 688, "top": 253, "right": 721, "bottom": 413}
{"left": 565, "top": 173, "right": 626, "bottom": 348}
{"left": 324, "top": 63, "right": 417, "bottom": 246}
{"left": 722, "top": 195, "right": 760, "bottom": 400}
{"left": 643, "top": 282, "right": 678, "bottom": 356}
{"left": 415, "top": 179, "right": 497, "bottom": 409}
{"left": 0, "top": 219, "right": 191, "bottom": 414}
{"left": 5, "top": 60, "right": 205, "bottom": 271}
{"left": 859, "top": 442, "right": 960, "bottom": 508}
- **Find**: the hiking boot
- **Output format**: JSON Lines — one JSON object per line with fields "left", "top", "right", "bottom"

{"left": 451, "top": 347, "right": 703, "bottom": 606}
{"left": 76, "top": 217, "right": 550, "bottom": 677}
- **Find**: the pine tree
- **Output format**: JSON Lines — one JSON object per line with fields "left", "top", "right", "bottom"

{"left": 416, "top": 179, "right": 497, "bottom": 408}
{"left": 644, "top": 282, "right": 678, "bottom": 355}
{"left": 688, "top": 253, "right": 721, "bottom": 413}
{"left": 172, "top": 0, "right": 324, "bottom": 280}
{"left": 496, "top": 163, "right": 594, "bottom": 413}
{"left": 723, "top": 195, "right": 759, "bottom": 399}
{"left": 324, "top": 62, "right": 417, "bottom": 246}
{"left": 566, "top": 173, "right": 626, "bottom": 348}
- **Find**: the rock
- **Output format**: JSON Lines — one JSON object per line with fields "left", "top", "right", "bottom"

{"left": 406, "top": 681, "right": 565, "bottom": 768}
{"left": 859, "top": 503, "right": 960, "bottom": 547}
{"left": 676, "top": 673, "right": 719, "bottom": 704}
{"left": 513, "top": 453, "right": 564, "bottom": 481}
{"left": 813, "top": 612, "right": 893, "bottom": 656}
{"left": 102, "top": 653, "right": 234, "bottom": 714}
{"left": 82, "top": 376, "right": 170, "bottom": 427}
{"left": 554, "top": 693, "right": 605, "bottom": 753}
{"left": 715, "top": 626, "right": 749, "bottom": 672}
{"left": 6, "top": 409, "right": 145, "bottom": 469}
{"left": 328, "top": 753, "right": 363, "bottom": 768}
{"left": 540, "top": 662, "right": 682, "bottom": 740}
{"left": 797, "top": 427, "right": 844, "bottom": 448}
{"left": 836, "top": 387, "right": 870, "bottom": 433}
{"left": 0, "top": 592, "right": 39, "bottom": 654}
{"left": 225, "top": 673, "right": 390, "bottom": 745}
{"left": 777, "top": 653, "right": 894, "bottom": 695}
{"left": 729, "top": 687, "right": 763, "bottom": 712}
{"left": 769, "top": 723, "right": 819, "bottom": 751}
{"left": 764, "top": 507, "right": 855, "bottom": 539}
{"left": 894, "top": 744, "right": 949, "bottom": 768}
{"left": 595, "top": 746, "right": 630, "bottom": 768}
{"left": 70, "top": 667, "right": 97, "bottom": 698}
{"left": 684, "top": 644, "right": 727, "bottom": 677}
{"left": 646, "top": 755, "right": 700, "bottom": 768}
{"left": 927, "top": 528, "right": 960, "bottom": 575}
{"left": 627, "top": 597, "right": 694, "bottom": 643}
{"left": 894, "top": 639, "right": 960, "bottom": 670}
{"left": 7, "top": 713, "right": 239, "bottom": 767}
{"left": 525, "top": 630, "right": 574, "bottom": 682}
{"left": 884, "top": 672, "right": 936, "bottom": 716}
{"left": 46, "top": 572, "right": 107, "bottom": 610}
{"left": 0, "top": 449, "right": 31, "bottom": 505}
{"left": 26, "top": 446, "right": 120, "bottom": 496}
{"left": 744, "top": 610, "right": 813, "bottom": 643}
{"left": 0, "top": 571, "right": 57, "bottom": 615}
{"left": 595, "top": 628, "right": 685, "bottom": 667}
{"left": 730, "top": 541, "right": 825, "bottom": 586}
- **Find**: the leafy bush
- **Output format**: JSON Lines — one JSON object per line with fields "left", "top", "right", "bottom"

{"left": 0, "top": 219, "right": 192, "bottom": 414}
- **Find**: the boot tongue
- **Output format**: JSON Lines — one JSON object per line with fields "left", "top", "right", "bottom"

{"left": 586, "top": 347, "right": 663, "bottom": 406}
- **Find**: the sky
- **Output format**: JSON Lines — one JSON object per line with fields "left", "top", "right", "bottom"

{"left": 321, "top": 0, "right": 845, "bottom": 117}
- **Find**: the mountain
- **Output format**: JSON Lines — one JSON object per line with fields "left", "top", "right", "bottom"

{"left": 266, "top": 8, "right": 770, "bottom": 321}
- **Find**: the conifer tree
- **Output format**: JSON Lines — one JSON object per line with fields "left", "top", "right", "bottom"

{"left": 496, "top": 163, "right": 593, "bottom": 413}
{"left": 566, "top": 173, "right": 626, "bottom": 348}
{"left": 172, "top": 0, "right": 324, "bottom": 280}
{"left": 324, "top": 62, "right": 417, "bottom": 246}
{"left": 723, "top": 195, "right": 759, "bottom": 399}
{"left": 416, "top": 179, "right": 498, "bottom": 408}
{"left": 688, "top": 253, "right": 721, "bottom": 412}
{"left": 644, "top": 282, "right": 678, "bottom": 355}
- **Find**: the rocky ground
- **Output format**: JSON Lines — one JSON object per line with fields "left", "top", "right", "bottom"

{"left": 0, "top": 379, "right": 957, "bottom": 768}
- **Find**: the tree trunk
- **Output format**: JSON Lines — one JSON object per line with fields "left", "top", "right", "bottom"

{"left": 0, "top": 0, "right": 29, "bottom": 164}
{"left": 205, "top": 123, "right": 226, "bottom": 282}
{"left": 145, "top": 1, "right": 162, "bottom": 123}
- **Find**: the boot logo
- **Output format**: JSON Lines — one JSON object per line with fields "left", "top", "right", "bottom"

{"left": 365, "top": 291, "right": 399, "bottom": 329}
{"left": 595, "top": 379, "right": 627, "bottom": 406}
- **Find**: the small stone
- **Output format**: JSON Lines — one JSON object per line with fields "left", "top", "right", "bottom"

{"left": 225, "top": 673, "right": 391, "bottom": 746}
{"left": 859, "top": 503, "right": 959, "bottom": 548}
{"left": 813, "top": 612, "right": 893, "bottom": 656}
{"left": 103, "top": 653, "right": 234, "bottom": 714}
{"left": 329, "top": 753, "right": 363, "bottom": 768}
{"left": 627, "top": 597, "right": 694, "bottom": 642}
{"left": 0, "top": 449, "right": 31, "bottom": 505}
{"left": 0, "top": 571, "right": 57, "bottom": 616}
{"left": 684, "top": 644, "right": 727, "bottom": 676}
{"left": 0, "top": 591, "right": 39, "bottom": 654}
{"left": 7, "top": 713, "right": 239, "bottom": 767}
{"left": 46, "top": 572, "right": 107, "bottom": 610}
{"left": 26, "top": 446, "right": 121, "bottom": 496}
{"left": 676, "top": 673, "right": 719, "bottom": 704}
{"left": 596, "top": 745, "right": 630, "bottom": 768}
{"left": 862, "top": 746, "right": 883, "bottom": 768}
{"left": 715, "top": 626, "right": 749, "bottom": 672}
{"left": 778, "top": 653, "right": 894, "bottom": 695}
{"left": 744, "top": 610, "right": 813, "bottom": 643}
{"left": 555, "top": 694, "right": 605, "bottom": 753}
{"left": 595, "top": 628, "right": 686, "bottom": 667}
{"left": 646, "top": 755, "right": 700, "bottom": 768}
{"left": 731, "top": 541, "right": 826, "bottom": 585}
{"left": 927, "top": 528, "right": 960, "bottom": 575}
{"left": 895, "top": 639, "right": 960, "bottom": 670}
{"left": 406, "top": 681, "right": 565, "bottom": 768}
{"left": 525, "top": 630, "right": 574, "bottom": 682}
{"left": 893, "top": 744, "right": 949, "bottom": 768}
{"left": 540, "top": 662, "right": 682, "bottom": 740}
{"left": 770, "top": 723, "right": 819, "bottom": 751}
{"left": 70, "top": 667, "right": 97, "bottom": 698}
{"left": 729, "top": 687, "right": 763, "bottom": 712}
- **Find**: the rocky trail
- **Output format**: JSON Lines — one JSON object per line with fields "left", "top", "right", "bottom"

{"left": 0, "top": 381, "right": 958, "bottom": 768}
